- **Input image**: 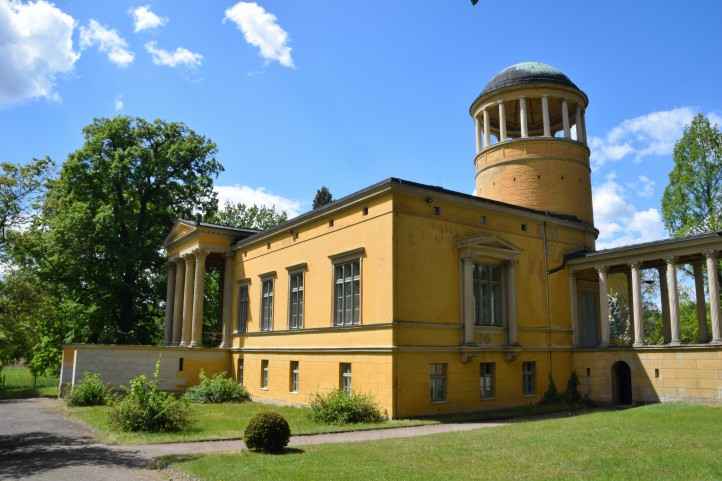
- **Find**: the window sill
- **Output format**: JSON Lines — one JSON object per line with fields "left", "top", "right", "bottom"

{"left": 260, "top": 387, "right": 269, "bottom": 391}
{"left": 481, "top": 397, "right": 495, "bottom": 401}
{"left": 474, "top": 325, "right": 505, "bottom": 331}
{"left": 431, "top": 400, "right": 448, "bottom": 404}
{"left": 523, "top": 394, "right": 537, "bottom": 398}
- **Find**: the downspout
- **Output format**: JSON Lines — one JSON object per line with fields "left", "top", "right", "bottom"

{"left": 542, "top": 221, "right": 553, "bottom": 375}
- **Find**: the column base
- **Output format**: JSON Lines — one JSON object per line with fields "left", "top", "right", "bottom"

{"left": 667, "top": 341, "right": 681, "bottom": 347}
{"left": 218, "top": 342, "right": 231, "bottom": 349}
{"left": 710, "top": 339, "right": 722, "bottom": 345}
{"left": 189, "top": 341, "right": 202, "bottom": 348}
{"left": 633, "top": 342, "right": 645, "bottom": 348}
{"left": 179, "top": 341, "right": 188, "bottom": 347}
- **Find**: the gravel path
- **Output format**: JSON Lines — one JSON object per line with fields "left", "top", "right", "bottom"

{"left": 134, "top": 420, "right": 505, "bottom": 458}
{"left": 0, "top": 398, "right": 162, "bottom": 481}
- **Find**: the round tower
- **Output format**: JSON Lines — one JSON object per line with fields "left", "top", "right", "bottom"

{"left": 470, "top": 62, "right": 593, "bottom": 225}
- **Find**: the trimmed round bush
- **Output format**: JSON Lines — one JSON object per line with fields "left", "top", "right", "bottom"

{"left": 68, "top": 372, "right": 108, "bottom": 407}
{"left": 184, "top": 370, "right": 250, "bottom": 403}
{"left": 309, "top": 389, "right": 383, "bottom": 424}
{"left": 243, "top": 412, "right": 291, "bottom": 452}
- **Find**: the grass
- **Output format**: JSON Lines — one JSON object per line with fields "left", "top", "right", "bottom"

{"left": 67, "top": 401, "right": 436, "bottom": 444}
{"left": 171, "top": 403, "right": 722, "bottom": 481}
{"left": 0, "top": 366, "right": 57, "bottom": 399}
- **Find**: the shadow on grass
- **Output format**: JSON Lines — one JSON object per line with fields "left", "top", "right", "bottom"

{"left": 416, "top": 402, "right": 617, "bottom": 425}
{"left": 0, "top": 388, "right": 57, "bottom": 401}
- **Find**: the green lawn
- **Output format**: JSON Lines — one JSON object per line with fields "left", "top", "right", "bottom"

{"left": 67, "top": 402, "right": 436, "bottom": 444}
{"left": 0, "top": 366, "right": 58, "bottom": 399}
{"left": 171, "top": 403, "right": 722, "bottom": 481}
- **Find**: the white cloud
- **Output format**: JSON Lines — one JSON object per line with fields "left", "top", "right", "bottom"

{"left": 589, "top": 107, "right": 699, "bottom": 168}
{"left": 593, "top": 173, "right": 667, "bottom": 249}
{"left": 0, "top": 0, "right": 79, "bottom": 104}
{"left": 114, "top": 95, "right": 124, "bottom": 111}
{"left": 215, "top": 185, "right": 302, "bottom": 218}
{"left": 129, "top": 5, "right": 167, "bottom": 32}
{"left": 635, "top": 175, "right": 655, "bottom": 198}
{"left": 79, "top": 19, "right": 134, "bottom": 67}
{"left": 224, "top": 2, "right": 294, "bottom": 68}
{"left": 145, "top": 41, "right": 202, "bottom": 68}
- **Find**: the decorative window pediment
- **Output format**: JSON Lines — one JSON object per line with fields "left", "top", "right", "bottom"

{"left": 457, "top": 234, "right": 521, "bottom": 261}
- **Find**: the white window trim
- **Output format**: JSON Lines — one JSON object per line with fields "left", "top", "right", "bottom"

{"left": 259, "top": 272, "right": 276, "bottom": 332}
{"left": 329, "top": 248, "right": 365, "bottom": 327}
{"left": 235, "top": 280, "right": 251, "bottom": 335}
{"left": 287, "top": 264, "right": 307, "bottom": 330}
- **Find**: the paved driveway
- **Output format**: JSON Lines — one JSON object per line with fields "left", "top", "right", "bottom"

{"left": 0, "top": 398, "right": 162, "bottom": 481}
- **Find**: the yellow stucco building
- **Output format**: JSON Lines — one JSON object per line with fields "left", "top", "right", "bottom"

{"left": 61, "top": 62, "right": 722, "bottom": 417}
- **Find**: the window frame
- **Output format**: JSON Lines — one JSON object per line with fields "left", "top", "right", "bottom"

{"left": 339, "top": 362, "right": 352, "bottom": 394}
{"left": 473, "top": 263, "right": 506, "bottom": 327}
{"left": 429, "top": 363, "right": 448, "bottom": 403}
{"left": 260, "top": 359, "right": 269, "bottom": 389}
{"left": 480, "top": 362, "right": 495, "bottom": 400}
{"left": 289, "top": 360, "right": 300, "bottom": 393}
{"left": 522, "top": 361, "right": 536, "bottom": 396}
{"left": 287, "top": 265, "right": 306, "bottom": 330}
{"left": 236, "top": 282, "right": 250, "bottom": 334}
{"left": 237, "top": 358, "right": 244, "bottom": 386}
{"left": 330, "top": 249, "right": 364, "bottom": 327}
{"left": 259, "top": 273, "right": 276, "bottom": 332}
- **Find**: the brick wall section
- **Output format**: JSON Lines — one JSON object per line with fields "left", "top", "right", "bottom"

{"left": 573, "top": 348, "right": 722, "bottom": 404}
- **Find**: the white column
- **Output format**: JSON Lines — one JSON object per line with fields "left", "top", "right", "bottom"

{"left": 597, "top": 266, "right": 610, "bottom": 347}
{"left": 172, "top": 258, "right": 185, "bottom": 345}
{"left": 462, "top": 258, "right": 475, "bottom": 345}
{"left": 519, "top": 97, "right": 528, "bottom": 138}
{"left": 575, "top": 105, "right": 584, "bottom": 142}
{"left": 474, "top": 115, "right": 481, "bottom": 154}
{"left": 498, "top": 101, "right": 507, "bottom": 141}
{"left": 220, "top": 252, "right": 234, "bottom": 348}
{"left": 506, "top": 260, "right": 518, "bottom": 345}
{"left": 562, "top": 100, "right": 571, "bottom": 138}
{"left": 164, "top": 261, "right": 176, "bottom": 345}
{"left": 579, "top": 108, "right": 587, "bottom": 144}
{"left": 693, "top": 261, "right": 709, "bottom": 343}
{"left": 706, "top": 250, "right": 722, "bottom": 343}
{"left": 570, "top": 271, "right": 579, "bottom": 347}
{"left": 180, "top": 254, "right": 195, "bottom": 346}
{"left": 657, "top": 266, "right": 671, "bottom": 343}
{"left": 190, "top": 249, "right": 208, "bottom": 347}
{"left": 666, "top": 257, "right": 681, "bottom": 346}
{"left": 631, "top": 262, "right": 644, "bottom": 346}
{"left": 542, "top": 96, "right": 551, "bottom": 137}
{"left": 482, "top": 109, "right": 490, "bottom": 148}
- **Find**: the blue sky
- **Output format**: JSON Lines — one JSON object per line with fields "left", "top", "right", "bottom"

{"left": 2, "top": 0, "right": 721, "bottom": 249}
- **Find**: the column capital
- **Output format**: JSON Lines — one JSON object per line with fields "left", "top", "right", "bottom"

{"left": 595, "top": 265, "right": 608, "bottom": 274}
{"left": 704, "top": 249, "right": 718, "bottom": 259}
{"left": 663, "top": 256, "right": 677, "bottom": 265}
{"left": 182, "top": 251, "right": 195, "bottom": 260}
{"left": 629, "top": 261, "right": 641, "bottom": 270}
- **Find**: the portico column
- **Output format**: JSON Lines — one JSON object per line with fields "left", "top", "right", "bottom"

{"left": 180, "top": 253, "right": 195, "bottom": 346}
{"left": 498, "top": 101, "right": 507, "bottom": 141}
{"left": 506, "top": 259, "right": 518, "bottom": 345}
{"left": 693, "top": 261, "right": 709, "bottom": 343}
{"left": 597, "top": 266, "right": 610, "bottom": 347}
{"left": 172, "top": 258, "right": 185, "bottom": 345}
{"left": 541, "top": 96, "right": 551, "bottom": 137}
{"left": 656, "top": 266, "right": 671, "bottom": 343}
{"left": 164, "top": 261, "right": 176, "bottom": 345}
{"left": 665, "top": 257, "right": 681, "bottom": 346}
{"left": 220, "top": 252, "right": 234, "bottom": 348}
{"left": 562, "top": 100, "right": 571, "bottom": 138}
{"left": 575, "top": 105, "right": 584, "bottom": 143}
{"left": 462, "top": 258, "right": 476, "bottom": 345}
{"left": 474, "top": 115, "right": 481, "bottom": 154}
{"left": 482, "top": 109, "right": 490, "bottom": 148}
{"left": 190, "top": 249, "right": 208, "bottom": 348}
{"left": 519, "top": 97, "right": 528, "bottom": 138}
{"left": 631, "top": 262, "right": 645, "bottom": 346}
{"left": 705, "top": 250, "right": 722, "bottom": 344}
{"left": 579, "top": 108, "right": 587, "bottom": 144}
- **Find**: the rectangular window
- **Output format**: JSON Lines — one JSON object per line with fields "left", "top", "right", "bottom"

{"left": 334, "top": 259, "right": 360, "bottom": 326}
{"left": 289, "top": 271, "right": 304, "bottom": 329}
{"left": 261, "top": 359, "right": 269, "bottom": 389}
{"left": 522, "top": 361, "right": 536, "bottom": 396}
{"left": 339, "top": 363, "right": 352, "bottom": 393}
{"left": 237, "top": 284, "right": 249, "bottom": 333}
{"left": 237, "top": 358, "right": 244, "bottom": 386}
{"left": 261, "top": 278, "right": 274, "bottom": 331}
{"left": 473, "top": 264, "right": 504, "bottom": 326}
{"left": 430, "top": 363, "right": 447, "bottom": 402}
{"left": 290, "top": 361, "right": 299, "bottom": 393}
{"left": 480, "top": 363, "right": 495, "bottom": 400}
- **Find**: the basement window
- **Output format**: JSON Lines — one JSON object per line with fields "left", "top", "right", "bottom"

{"left": 655, "top": 368, "right": 660, "bottom": 379}
{"left": 586, "top": 368, "right": 591, "bottom": 377}
{"left": 480, "top": 215, "right": 487, "bottom": 225}
{"left": 178, "top": 358, "right": 184, "bottom": 372}
{"left": 521, "top": 224, "right": 528, "bottom": 232}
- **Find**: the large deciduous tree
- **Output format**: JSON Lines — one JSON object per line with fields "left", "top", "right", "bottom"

{"left": 209, "top": 201, "right": 288, "bottom": 231}
{"left": 662, "top": 114, "right": 722, "bottom": 237}
{"left": 35, "top": 116, "right": 223, "bottom": 346}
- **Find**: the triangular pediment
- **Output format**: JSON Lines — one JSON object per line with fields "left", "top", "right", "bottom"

{"left": 457, "top": 234, "right": 521, "bottom": 258}
{"left": 163, "top": 221, "right": 196, "bottom": 247}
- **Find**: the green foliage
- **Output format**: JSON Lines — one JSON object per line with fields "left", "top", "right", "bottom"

{"left": 662, "top": 114, "right": 722, "bottom": 237}
{"left": 541, "top": 374, "right": 561, "bottom": 405}
{"left": 209, "top": 201, "right": 287, "bottom": 231}
{"left": 68, "top": 372, "right": 109, "bottom": 406}
{"left": 564, "top": 371, "right": 582, "bottom": 405}
{"left": 184, "top": 370, "right": 250, "bottom": 403}
{"left": 312, "top": 186, "right": 333, "bottom": 210}
{"left": 309, "top": 389, "right": 383, "bottom": 424}
{"left": 110, "top": 362, "right": 191, "bottom": 432}
{"left": 243, "top": 412, "right": 291, "bottom": 452}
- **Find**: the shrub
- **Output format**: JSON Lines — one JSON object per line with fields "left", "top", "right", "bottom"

{"left": 564, "top": 371, "right": 583, "bottom": 405}
{"left": 541, "top": 374, "right": 562, "bottom": 405}
{"left": 244, "top": 412, "right": 290, "bottom": 453}
{"left": 184, "top": 370, "right": 250, "bottom": 403}
{"left": 309, "top": 389, "right": 383, "bottom": 424}
{"left": 67, "top": 372, "right": 108, "bottom": 406}
{"left": 109, "top": 362, "right": 191, "bottom": 432}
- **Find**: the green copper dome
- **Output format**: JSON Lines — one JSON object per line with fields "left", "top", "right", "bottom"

{"left": 481, "top": 62, "right": 579, "bottom": 95}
